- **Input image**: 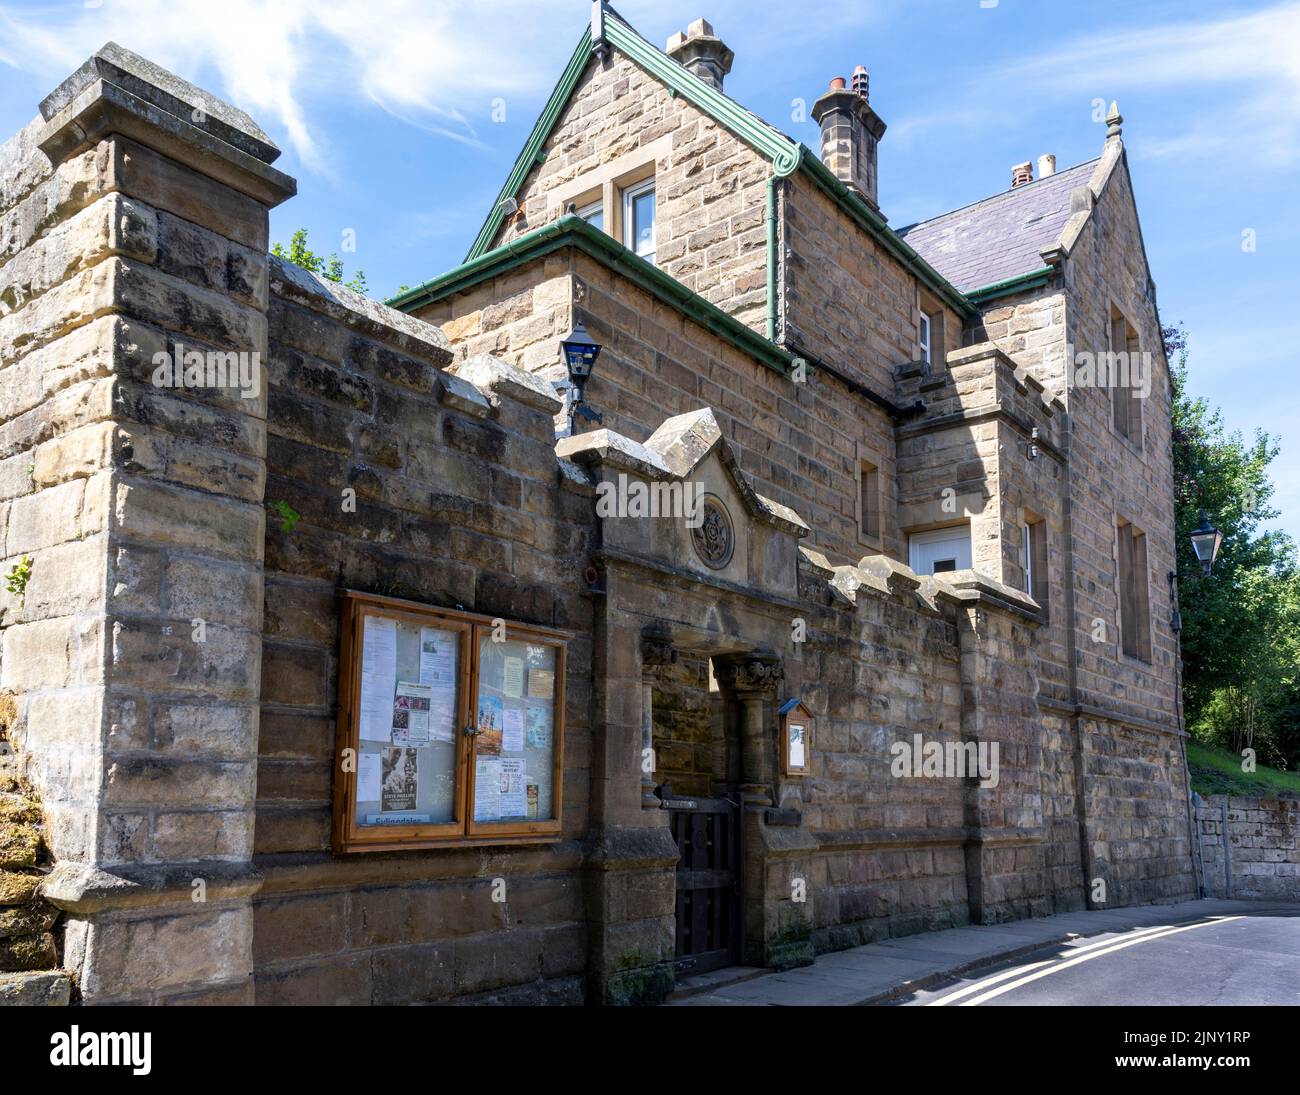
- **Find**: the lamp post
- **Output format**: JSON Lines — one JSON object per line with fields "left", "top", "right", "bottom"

{"left": 558, "top": 320, "right": 603, "bottom": 437}
{"left": 1169, "top": 509, "right": 1223, "bottom": 900}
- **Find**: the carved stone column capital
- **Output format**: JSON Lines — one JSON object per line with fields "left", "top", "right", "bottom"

{"left": 640, "top": 634, "right": 678, "bottom": 674}
{"left": 714, "top": 654, "right": 784, "bottom": 695}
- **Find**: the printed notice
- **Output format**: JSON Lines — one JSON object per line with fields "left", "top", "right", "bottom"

{"left": 527, "top": 668, "right": 555, "bottom": 700}
{"left": 525, "top": 705, "right": 550, "bottom": 749}
{"left": 474, "top": 756, "right": 501, "bottom": 821}
{"left": 359, "top": 616, "right": 398, "bottom": 742}
{"left": 476, "top": 694, "right": 503, "bottom": 755}
{"left": 381, "top": 747, "right": 418, "bottom": 812}
{"left": 393, "top": 681, "right": 432, "bottom": 744}
{"left": 420, "top": 628, "right": 458, "bottom": 742}
{"left": 502, "top": 707, "right": 525, "bottom": 752}
{"left": 789, "top": 724, "right": 806, "bottom": 768}
{"left": 499, "top": 758, "right": 526, "bottom": 817}
{"left": 503, "top": 656, "right": 525, "bottom": 698}
{"left": 358, "top": 752, "right": 382, "bottom": 803}
{"left": 419, "top": 628, "right": 456, "bottom": 686}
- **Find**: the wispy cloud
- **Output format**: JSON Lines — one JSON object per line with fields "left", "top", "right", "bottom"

{"left": 1018, "top": 1, "right": 1300, "bottom": 166}
{"left": 0, "top": 0, "right": 581, "bottom": 169}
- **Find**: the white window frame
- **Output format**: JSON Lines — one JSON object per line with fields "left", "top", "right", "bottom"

{"left": 622, "top": 177, "right": 656, "bottom": 265}
{"left": 1023, "top": 523, "right": 1034, "bottom": 595}
{"left": 575, "top": 199, "right": 603, "bottom": 230}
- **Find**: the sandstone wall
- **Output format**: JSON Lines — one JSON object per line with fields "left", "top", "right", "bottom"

{"left": 251, "top": 262, "right": 594, "bottom": 1005}
{"left": 1197, "top": 794, "right": 1300, "bottom": 901}
{"left": 490, "top": 52, "right": 771, "bottom": 333}
{"left": 417, "top": 250, "right": 906, "bottom": 564}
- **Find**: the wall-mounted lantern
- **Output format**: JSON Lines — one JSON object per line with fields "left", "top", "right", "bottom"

{"left": 778, "top": 698, "right": 813, "bottom": 777}
{"left": 558, "top": 320, "right": 603, "bottom": 436}
{"left": 1189, "top": 510, "right": 1223, "bottom": 577}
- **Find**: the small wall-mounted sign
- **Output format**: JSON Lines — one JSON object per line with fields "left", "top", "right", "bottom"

{"left": 779, "top": 698, "right": 813, "bottom": 776}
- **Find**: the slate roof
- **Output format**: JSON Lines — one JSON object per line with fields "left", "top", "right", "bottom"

{"left": 896, "top": 158, "right": 1099, "bottom": 294}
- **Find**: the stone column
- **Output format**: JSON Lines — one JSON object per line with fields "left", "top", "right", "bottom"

{"left": 582, "top": 590, "right": 677, "bottom": 1005}
{"left": 4, "top": 44, "right": 294, "bottom": 1003}
{"left": 712, "top": 653, "right": 815, "bottom": 968}
{"left": 639, "top": 632, "right": 676, "bottom": 807}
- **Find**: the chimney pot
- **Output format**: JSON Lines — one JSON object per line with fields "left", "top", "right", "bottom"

{"left": 851, "top": 65, "right": 869, "bottom": 101}
{"left": 829, "top": 76, "right": 846, "bottom": 91}
{"left": 1011, "top": 161, "right": 1033, "bottom": 188}
{"left": 1038, "top": 153, "right": 1056, "bottom": 179}
{"left": 665, "top": 18, "right": 735, "bottom": 92}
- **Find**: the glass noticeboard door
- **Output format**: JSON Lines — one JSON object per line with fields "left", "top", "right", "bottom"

{"left": 333, "top": 592, "right": 568, "bottom": 854}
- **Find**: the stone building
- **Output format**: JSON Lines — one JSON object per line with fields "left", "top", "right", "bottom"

{"left": 0, "top": 6, "right": 1195, "bottom": 1006}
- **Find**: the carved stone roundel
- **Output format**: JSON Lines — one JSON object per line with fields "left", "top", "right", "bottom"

{"left": 692, "top": 494, "right": 734, "bottom": 569}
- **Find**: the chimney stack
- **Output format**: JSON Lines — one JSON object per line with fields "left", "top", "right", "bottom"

{"left": 1038, "top": 153, "right": 1056, "bottom": 179}
{"left": 812, "top": 65, "right": 888, "bottom": 211}
{"left": 666, "top": 18, "right": 734, "bottom": 92}
{"left": 1011, "top": 161, "right": 1033, "bottom": 188}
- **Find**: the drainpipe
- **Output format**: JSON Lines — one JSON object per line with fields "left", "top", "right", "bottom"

{"left": 765, "top": 174, "right": 778, "bottom": 340}
{"left": 763, "top": 147, "right": 801, "bottom": 342}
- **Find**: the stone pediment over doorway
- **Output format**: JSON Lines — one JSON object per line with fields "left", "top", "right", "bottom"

{"left": 557, "top": 407, "right": 809, "bottom": 600}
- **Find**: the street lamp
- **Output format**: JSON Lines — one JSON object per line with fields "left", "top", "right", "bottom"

{"left": 559, "top": 321, "right": 603, "bottom": 435}
{"left": 1189, "top": 510, "right": 1223, "bottom": 577}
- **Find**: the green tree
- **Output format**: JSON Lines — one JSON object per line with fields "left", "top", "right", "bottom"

{"left": 272, "top": 228, "right": 367, "bottom": 294}
{"left": 1167, "top": 324, "right": 1300, "bottom": 765}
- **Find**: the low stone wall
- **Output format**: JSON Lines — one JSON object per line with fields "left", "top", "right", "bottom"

{"left": 1196, "top": 794, "right": 1300, "bottom": 901}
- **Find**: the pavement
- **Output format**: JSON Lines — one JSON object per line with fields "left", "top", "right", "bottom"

{"left": 667, "top": 899, "right": 1300, "bottom": 1006}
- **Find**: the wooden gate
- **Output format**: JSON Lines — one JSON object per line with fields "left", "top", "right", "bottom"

{"left": 667, "top": 795, "right": 742, "bottom": 974}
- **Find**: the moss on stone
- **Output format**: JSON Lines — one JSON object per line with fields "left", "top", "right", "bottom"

{"left": 0, "top": 823, "right": 39, "bottom": 869}
{"left": 0, "top": 871, "right": 38, "bottom": 906}
{"left": 603, "top": 952, "right": 674, "bottom": 1006}
{"left": 0, "top": 903, "right": 56, "bottom": 940}
{"left": 0, "top": 931, "right": 56, "bottom": 972}
{"left": 0, "top": 793, "right": 40, "bottom": 826}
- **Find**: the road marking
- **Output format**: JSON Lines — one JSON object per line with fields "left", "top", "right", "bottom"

{"left": 924, "top": 922, "right": 1183, "bottom": 1006}
{"left": 928, "top": 917, "right": 1247, "bottom": 1007}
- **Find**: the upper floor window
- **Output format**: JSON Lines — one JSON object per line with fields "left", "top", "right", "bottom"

{"left": 576, "top": 199, "right": 603, "bottom": 231}
{"left": 919, "top": 301, "right": 943, "bottom": 369}
{"left": 1117, "top": 517, "right": 1152, "bottom": 661}
{"left": 623, "top": 178, "right": 656, "bottom": 265}
{"left": 1109, "top": 307, "right": 1143, "bottom": 448}
{"left": 908, "top": 524, "right": 971, "bottom": 575}
{"left": 858, "top": 458, "right": 881, "bottom": 544}
{"left": 1023, "top": 513, "right": 1048, "bottom": 614}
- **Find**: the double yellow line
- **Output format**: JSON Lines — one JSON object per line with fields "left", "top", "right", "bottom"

{"left": 926, "top": 916, "right": 1246, "bottom": 1006}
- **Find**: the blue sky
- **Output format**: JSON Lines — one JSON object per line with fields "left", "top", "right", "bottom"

{"left": 1, "top": 0, "right": 1297, "bottom": 538}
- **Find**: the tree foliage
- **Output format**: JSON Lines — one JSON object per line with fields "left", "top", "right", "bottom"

{"left": 271, "top": 228, "right": 367, "bottom": 294}
{"left": 1167, "top": 324, "right": 1300, "bottom": 767}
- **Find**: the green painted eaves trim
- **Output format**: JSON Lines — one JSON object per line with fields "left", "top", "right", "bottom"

{"left": 603, "top": 17, "right": 801, "bottom": 176}
{"left": 965, "top": 266, "right": 1056, "bottom": 304}
{"left": 458, "top": 9, "right": 973, "bottom": 320}
{"left": 464, "top": 28, "right": 594, "bottom": 262}
{"left": 390, "top": 216, "right": 795, "bottom": 377}
{"left": 463, "top": 15, "right": 802, "bottom": 263}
